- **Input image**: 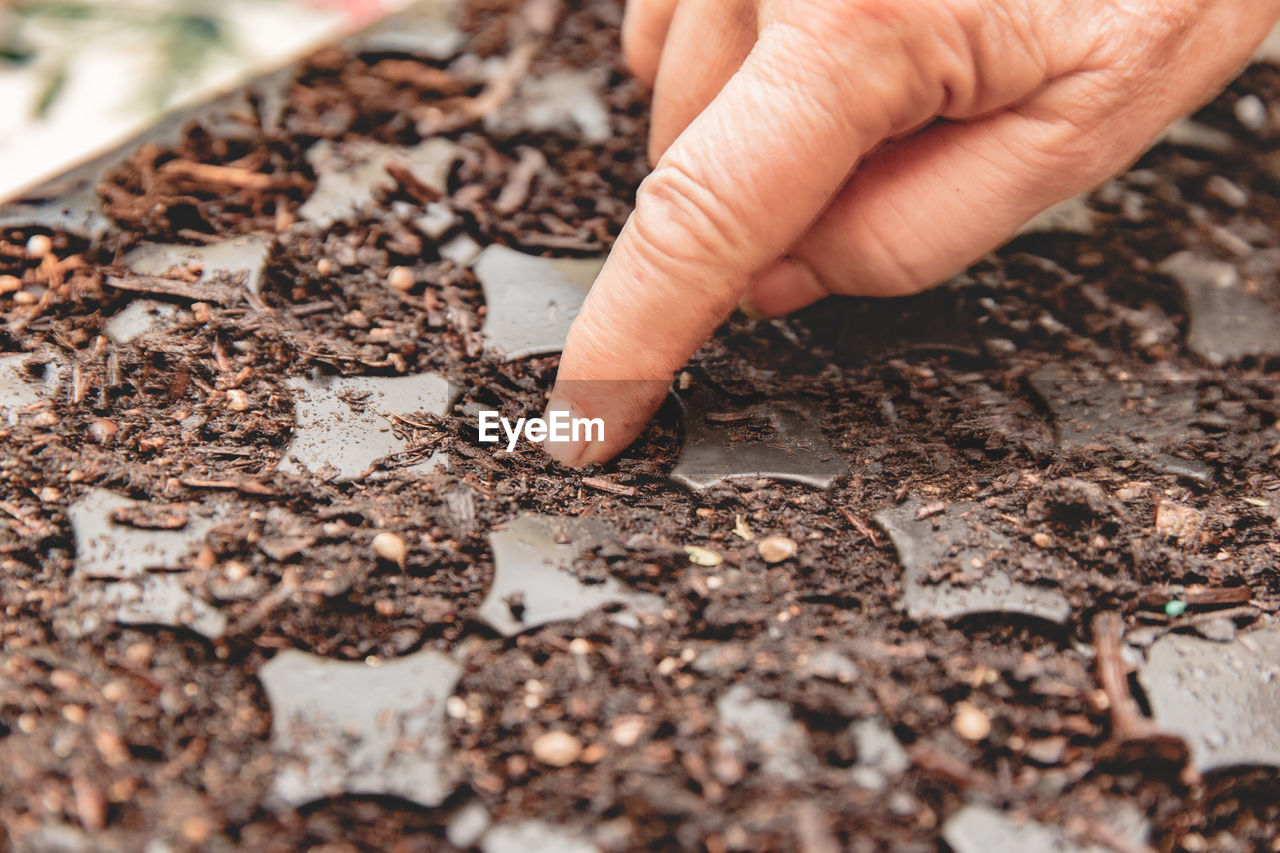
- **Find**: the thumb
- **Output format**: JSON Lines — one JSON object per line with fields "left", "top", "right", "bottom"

{"left": 545, "top": 19, "right": 919, "bottom": 466}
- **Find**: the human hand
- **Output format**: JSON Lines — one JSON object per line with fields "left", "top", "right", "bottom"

{"left": 544, "top": 0, "right": 1280, "bottom": 466}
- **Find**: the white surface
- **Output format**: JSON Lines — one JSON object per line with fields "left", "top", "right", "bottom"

{"left": 0, "top": 1, "right": 409, "bottom": 202}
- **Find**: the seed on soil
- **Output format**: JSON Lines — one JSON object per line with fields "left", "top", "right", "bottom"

{"left": 87, "top": 418, "right": 119, "bottom": 446}
{"left": 26, "top": 233, "right": 52, "bottom": 259}
{"left": 611, "top": 716, "right": 646, "bottom": 747}
{"left": 757, "top": 535, "right": 797, "bottom": 564}
{"left": 532, "top": 731, "right": 583, "bottom": 767}
{"left": 343, "top": 309, "right": 371, "bottom": 329}
{"left": 1031, "top": 532, "right": 1052, "bottom": 548}
{"left": 72, "top": 775, "right": 106, "bottom": 830}
{"left": 225, "top": 389, "right": 250, "bottom": 412}
{"left": 952, "top": 702, "right": 991, "bottom": 741}
{"left": 1234, "top": 94, "right": 1268, "bottom": 131}
{"left": 387, "top": 265, "right": 414, "bottom": 291}
{"left": 685, "top": 545, "right": 723, "bottom": 567}
{"left": 373, "top": 532, "right": 407, "bottom": 569}
{"left": 182, "top": 815, "right": 215, "bottom": 844}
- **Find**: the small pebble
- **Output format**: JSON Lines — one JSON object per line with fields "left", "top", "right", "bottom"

{"left": 343, "top": 309, "right": 370, "bottom": 329}
{"left": 1031, "top": 532, "right": 1052, "bottom": 548}
{"left": 50, "top": 670, "right": 79, "bottom": 690}
{"left": 756, "top": 535, "right": 797, "bottom": 563}
{"left": 1234, "top": 94, "right": 1268, "bottom": 132}
{"left": 26, "top": 233, "right": 52, "bottom": 259}
{"left": 532, "top": 730, "right": 583, "bottom": 767}
{"left": 387, "top": 266, "right": 414, "bottom": 292}
{"left": 372, "top": 532, "right": 407, "bottom": 569}
{"left": 316, "top": 258, "right": 333, "bottom": 276}
{"left": 87, "top": 418, "right": 119, "bottom": 447}
{"left": 952, "top": 701, "right": 991, "bottom": 741}
{"left": 225, "top": 389, "right": 250, "bottom": 412}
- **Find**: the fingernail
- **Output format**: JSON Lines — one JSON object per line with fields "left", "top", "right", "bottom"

{"left": 738, "top": 288, "right": 768, "bottom": 320}
{"left": 542, "top": 396, "right": 588, "bottom": 467}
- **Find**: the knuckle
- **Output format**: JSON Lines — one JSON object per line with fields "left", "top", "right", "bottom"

{"left": 774, "top": 0, "right": 980, "bottom": 128}
{"left": 630, "top": 160, "right": 748, "bottom": 281}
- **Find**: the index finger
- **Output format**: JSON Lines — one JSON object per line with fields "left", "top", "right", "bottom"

{"left": 546, "top": 13, "right": 929, "bottom": 466}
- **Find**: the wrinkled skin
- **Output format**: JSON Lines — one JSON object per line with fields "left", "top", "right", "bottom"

{"left": 544, "top": 0, "right": 1280, "bottom": 466}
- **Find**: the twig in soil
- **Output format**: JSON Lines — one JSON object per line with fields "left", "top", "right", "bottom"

{"left": 907, "top": 743, "right": 993, "bottom": 789}
{"left": 839, "top": 508, "right": 880, "bottom": 546}
{"left": 581, "top": 476, "right": 637, "bottom": 497}
{"left": 1092, "top": 611, "right": 1193, "bottom": 778}
{"left": 104, "top": 273, "right": 234, "bottom": 304}
{"left": 494, "top": 147, "right": 547, "bottom": 216}
{"left": 1174, "top": 604, "right": 1259, "bottom": 628}
{"left": 385, "top": 161, "right": 442, "bottom": 203}
{"left": 230, "top": 566, "right": 300, "bottom": 635}
{"left": 1092, "top": 611, "right": 1150, "bottom": 741}
{"left": 179, "top": 477, "right": 277, "bottom": 496}
{"left": 1137, "top": 585, "right": 1252, "bottom": 609}
{"left": 157, "top": 160, "right": 275, "bottom": 190}
{"left": 915, "top": 501, "right": 947, "bottom": 520}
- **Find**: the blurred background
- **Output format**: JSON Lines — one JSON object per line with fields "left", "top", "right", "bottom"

{"left": 0, "top": 0, "right": 411, "bottom": 200}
